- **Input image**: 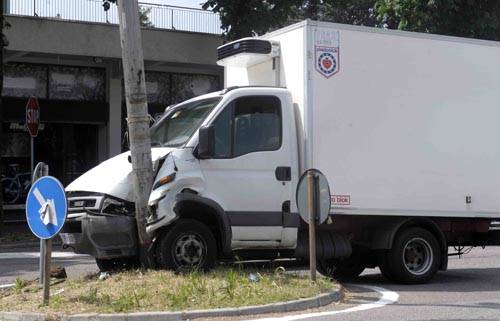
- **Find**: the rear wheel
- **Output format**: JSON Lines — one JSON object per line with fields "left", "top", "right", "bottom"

{"left": 379, "top": 227, "right": 440, "bottom": 284}
{"left": 317, "top": 252, "right": 365, "bottom": 280}
{"left": 157, "top": 219, "right": 217, "bottom": 271}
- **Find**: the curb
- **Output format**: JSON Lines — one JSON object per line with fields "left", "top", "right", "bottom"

{"left": 0, "top": 241, "right": 62, "bottom": 250}
{"left": 0, "top": 287, "right": 343, "bottom": 321}
{"left": 0, "top": 242, "right": 40, "bottom": 250}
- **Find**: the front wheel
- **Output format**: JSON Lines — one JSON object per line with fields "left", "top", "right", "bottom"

{"left": 157, "top": 219, "right": 217, "bottom": 271}
{"left": 379, "top": 227, "right": 440, "bottom": 284}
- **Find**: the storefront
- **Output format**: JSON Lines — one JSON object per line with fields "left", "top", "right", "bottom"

{"left": 1, "top": 62, "right": 221, "bottom": 208}
{"left": 1, "top": 63, "right": 106, "bottom": 207}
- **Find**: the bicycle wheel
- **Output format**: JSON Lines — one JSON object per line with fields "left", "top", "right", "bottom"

{"left": 1, "top": 178, "right": 21, "bottom": 204}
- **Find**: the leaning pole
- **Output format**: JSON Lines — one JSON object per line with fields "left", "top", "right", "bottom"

{"left": 116, "top": 0, "right": 154, "bottom": 267}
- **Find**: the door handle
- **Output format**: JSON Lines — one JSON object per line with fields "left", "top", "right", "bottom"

{"left": 275, "top": 166, "right": 291, "bottom": 181}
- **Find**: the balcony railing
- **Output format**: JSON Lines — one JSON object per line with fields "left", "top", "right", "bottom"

{"left": 6, "top": 0, "right": 222, "bottom": 35}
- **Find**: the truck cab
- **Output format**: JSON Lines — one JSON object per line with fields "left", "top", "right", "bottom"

{"left": 61, "top": 86, "right": 314, "bottom": 271}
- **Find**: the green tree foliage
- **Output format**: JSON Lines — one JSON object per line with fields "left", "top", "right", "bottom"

{"left": 202, "top": 0, "right": 376, "bottom": 39}
{"left": 375, "top": 0, "right": 500, "bottom": 41}
{"left": 138, "top": 6, "right": 153, "bottom": 28}
{"left": 201, "top": 0, "right": 302, "bottom": 40}
{"left": 102, "top": 0, "right": 153, "bottom": 27}
{"left": 203, "top": 0, "right": 500, "bottom": 41}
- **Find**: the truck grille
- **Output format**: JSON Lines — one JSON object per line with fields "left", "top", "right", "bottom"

{"left": 66, "top": 192, "right": 104, "bottom": 216}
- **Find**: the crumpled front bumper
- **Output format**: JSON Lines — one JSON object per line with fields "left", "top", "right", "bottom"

{"left": 59, "top": 212, "right": 138, "bottom": 259}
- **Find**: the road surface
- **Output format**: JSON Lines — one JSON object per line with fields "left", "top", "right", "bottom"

{"left": 1, "top": 246, "right": 499, "bottom": 320}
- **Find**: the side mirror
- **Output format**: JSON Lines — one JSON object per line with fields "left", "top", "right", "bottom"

{"left": 197, "top": 125, "right": 215, "bottom": 159}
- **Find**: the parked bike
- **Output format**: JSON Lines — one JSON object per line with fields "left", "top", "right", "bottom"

{"left": 1, "top": 164, "right": 32, "bottom": 204}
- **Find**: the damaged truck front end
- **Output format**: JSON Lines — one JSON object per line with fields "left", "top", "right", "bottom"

{"left": 60, "top": 193, "right": 138, "bottom": 259}
{"left": 59, "top": 94, "right": 224, "bottom": 267}
{"left": 59, "top": 146, "right": 175, "bottom": 261}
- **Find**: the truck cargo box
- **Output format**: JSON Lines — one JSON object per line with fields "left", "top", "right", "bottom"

{"left": 219, "top": 20, "right": 500, "bottom": 219}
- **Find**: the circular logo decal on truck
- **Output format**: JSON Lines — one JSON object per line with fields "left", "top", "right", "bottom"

{"left": 318, "top": 52, "right": 337, "bottom": 76}
{"left": 315, "top": 46, "right": 340, "bottom": 78}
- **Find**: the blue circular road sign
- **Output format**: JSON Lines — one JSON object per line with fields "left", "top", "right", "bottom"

{"left": 26, "top": 176, "right": 67, "bottom": 239}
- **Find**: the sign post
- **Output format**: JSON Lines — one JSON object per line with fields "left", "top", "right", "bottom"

{"left": 296, "top": 169, "right": 331, "bottom": 281}
{"left": 307, "top": 171, "right": 317, "bottom": 281}
{"left": 26, "top": 170, "right": 66, "bottom": 305}
{"left": 26, "top": 97, "right": 40, "bottom": 176}
{"left": 33, "top": 163, "right": 49, "bottom": 284}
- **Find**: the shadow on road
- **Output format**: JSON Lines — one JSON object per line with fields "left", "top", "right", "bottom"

{"left": 349, "top": 267, "right": 500, "bottom": 294}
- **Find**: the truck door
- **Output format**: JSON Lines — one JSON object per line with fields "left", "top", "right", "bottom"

{"left": 199, "top": 94, "right": 295, "bottom": 247}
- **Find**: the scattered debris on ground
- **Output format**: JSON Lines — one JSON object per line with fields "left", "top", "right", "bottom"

{"left": 0, "top": 267, "right": 336, "bottom": 314}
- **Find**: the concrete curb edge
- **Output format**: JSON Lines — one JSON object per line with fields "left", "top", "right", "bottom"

{"left": 0, "top": 286, "right": 343, "bottom": 321}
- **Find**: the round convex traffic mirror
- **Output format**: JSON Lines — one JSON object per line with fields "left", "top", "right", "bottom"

{"left": 296, "top": 169, "right": 331, "bottom": 225}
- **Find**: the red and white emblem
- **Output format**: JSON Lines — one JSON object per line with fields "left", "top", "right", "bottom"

{"left": 315, "top": 46, "right": 339, "bottom": 78}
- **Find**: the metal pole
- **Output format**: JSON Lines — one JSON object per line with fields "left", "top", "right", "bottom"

{"left": 308, "top": 170, "right": 317, "bottom": 281}
{"left": 33, "top": 162, "right": 48, "bottom": 284}
{"left": 30, "top": 137, "right": 34, "bottom": 178}
{"left": 42, "top": 238, "right": 52, "bottom": 305}
{"left": 171, "top": 8, "right": 174, "bottom": 29}
{"left": 39, "top": 240, "right": 44, "bottom": 284}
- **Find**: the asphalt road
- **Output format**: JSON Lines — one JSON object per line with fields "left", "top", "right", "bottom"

{"left": 1, "top": 246, "right": 499, "bottom": 321}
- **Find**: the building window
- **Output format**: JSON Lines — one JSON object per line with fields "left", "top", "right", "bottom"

{"left": 145, "top": 71, "right": 171, "bottom": 106}
{"left": 2, "top": 63, "right": 47, "bottom": 98}
{"left": 171, "top": 73, "right": 220, "bottom": 104}
{"left": 49, "top": 66, "right": 105, "bottom": 101}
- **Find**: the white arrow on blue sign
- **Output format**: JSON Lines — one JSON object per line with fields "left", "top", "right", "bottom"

{"left": 26, "top": 176, "right": 67, "bottom": 239}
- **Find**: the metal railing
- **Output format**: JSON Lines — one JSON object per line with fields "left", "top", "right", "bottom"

{"left": 6, "top": 0, "right": 222, "bottom": 35}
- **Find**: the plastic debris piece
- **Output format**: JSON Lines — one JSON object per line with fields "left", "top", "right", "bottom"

{"left": 99, "top": 272, "right": 110, "bottom": 281}
{"left": 248, "top": 273, "right": 260, "bottom": 283}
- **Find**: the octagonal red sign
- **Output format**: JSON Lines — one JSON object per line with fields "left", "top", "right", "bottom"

{"left": 26, "top": 97, "right": 40, "bottom": 137}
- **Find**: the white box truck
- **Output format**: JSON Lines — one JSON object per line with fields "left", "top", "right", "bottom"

{"left": 60, "top": 20, "right": 500, "bottom": 284}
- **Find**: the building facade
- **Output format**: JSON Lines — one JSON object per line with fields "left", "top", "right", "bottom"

{"left": 0, "top": 12, "right": 223, "bottom": 218}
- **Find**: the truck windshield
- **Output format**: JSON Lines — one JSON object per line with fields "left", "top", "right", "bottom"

{"left": 150, "top": 97, "right": 221, "bottom": 147}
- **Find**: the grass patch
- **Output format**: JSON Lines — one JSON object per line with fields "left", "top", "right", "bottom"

{"left": 0, "top": 268, "right": 336, "bottom": 314}
{"left": 0, "top": 230, "right": 38, "bottom": 244}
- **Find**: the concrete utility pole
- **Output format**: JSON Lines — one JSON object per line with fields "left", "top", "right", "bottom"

{"left": 0, "top": 0, "right": 6, "bottom": 236}
{"left": 116, "top": 0, "right": 154, "bottom": 266}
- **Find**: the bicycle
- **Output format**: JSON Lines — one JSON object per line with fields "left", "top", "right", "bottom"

{"left": 1, "top": 164, "right": 32, "bottom": 204}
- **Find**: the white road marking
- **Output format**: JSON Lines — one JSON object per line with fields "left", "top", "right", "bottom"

{"left": 0, "top": 283, "right": 13, "bottom": 289}
{"left": 243, "top": 284, "right": 399, "bottom": 321}
{"left": 0, "top": 252, "right": 90, "bottom": 260}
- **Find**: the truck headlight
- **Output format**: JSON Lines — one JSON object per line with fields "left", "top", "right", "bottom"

{"left": 101, "top": 197, "right": 134, "bottom": 216}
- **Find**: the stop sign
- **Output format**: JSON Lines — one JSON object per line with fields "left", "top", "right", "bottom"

{"left": 26, "top": 97, "right": 40, "bottom": 137}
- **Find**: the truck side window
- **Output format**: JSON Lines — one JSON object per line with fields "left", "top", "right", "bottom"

{"left": 212, "top": 105, "right": 232, "bottom": 158}
{"left": 211, "top": 96, "right": 281, "bottom": 158}
{"left": 233, "top": 96, "right": 281, "bottom": 157}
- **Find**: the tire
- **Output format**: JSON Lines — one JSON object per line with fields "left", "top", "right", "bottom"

{"left": 317, "top": 253, "right": 365, "bottom": 280}
{"left": 157, "top": 219, "right": 217, "bottom": 271}
{"left": 95, "top": 257, "right": 140, "bottom": 272}
{"left": 379, "top": 227, "right": 440, "bottom": 284}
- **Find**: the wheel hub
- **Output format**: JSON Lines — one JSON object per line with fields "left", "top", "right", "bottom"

{"left": 174, "top": 234, "right": 205, "bottom": 266}
{"left": 403, "top": 237, "right": 433, "bottom": 276}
